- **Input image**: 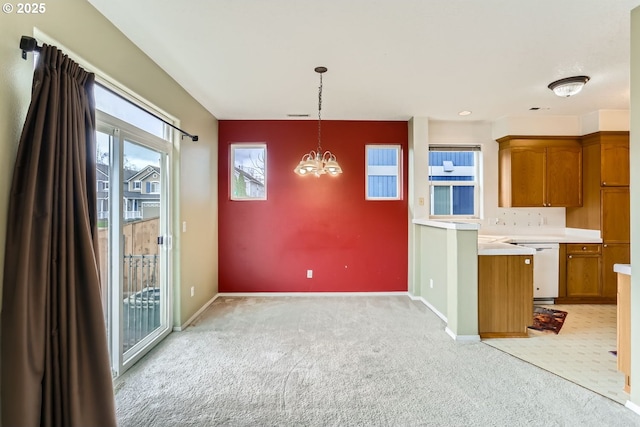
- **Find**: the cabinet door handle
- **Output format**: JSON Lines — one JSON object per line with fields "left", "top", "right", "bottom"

{"left": 582, "top": 246, "right": 587, "bottom": 250}
{"left": 603, "top": 182, "right": 607, "bottom": 186}
{"left": 604, "top": 244, "right": 608, "bottom": 248}
{"left": 568, "top": 255, "right": 573, "bottom": 259}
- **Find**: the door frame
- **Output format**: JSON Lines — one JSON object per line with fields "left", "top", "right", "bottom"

{"left": 96, "top": 111, "right": 174, "bottom": 377}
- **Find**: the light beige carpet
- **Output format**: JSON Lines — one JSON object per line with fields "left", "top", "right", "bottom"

{"left": 115, "top": 296, "right": 639, "bottom": 426}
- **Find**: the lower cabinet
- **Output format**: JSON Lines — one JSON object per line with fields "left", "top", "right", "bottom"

{"left": 478, "top": 255, "right": 533, "bottom": 338}
{"left": 557, "top": 243, "right": 624, "bottom": 304}
{"left": 617, "top": 272, "right": 631, "bottom": 393}
{"left": 566, "top": 245, "right": 601, "bottom": 297}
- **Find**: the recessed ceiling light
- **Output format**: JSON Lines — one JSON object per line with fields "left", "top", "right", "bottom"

{"left": 458, "top": 110, "right": 472, "bottom": 116}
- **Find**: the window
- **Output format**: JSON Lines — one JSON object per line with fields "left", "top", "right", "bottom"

{"left": 428, "top": 146, "right": 481, "bottom": 217}
{"left": 97, "top": 180, "right": 109, "bottom": 191}
{"left": 230, "top": 144, "right": 266, "bottom": 200}
{"left": 366, "top": 145, "right": 401, "bottom": 200}
{"left": 95, "top": 85, "right": 167, "bottom": 139}
{"left": 150, "top": 181, "right": 160, "bottom": 194}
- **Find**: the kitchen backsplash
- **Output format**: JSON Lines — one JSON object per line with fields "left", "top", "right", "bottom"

{"left": 481, "top": 207, "right": 566, "bottom": 234}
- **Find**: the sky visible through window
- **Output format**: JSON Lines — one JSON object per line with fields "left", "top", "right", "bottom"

{"left": 95, "top": 85, "right": 164, "bottom": 171}
{"left": 233, "top": 146, "right": 265, "bottom": 183}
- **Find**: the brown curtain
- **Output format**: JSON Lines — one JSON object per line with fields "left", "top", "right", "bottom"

{"left": 2, "top": 44, "right": 116, "bottom": 427}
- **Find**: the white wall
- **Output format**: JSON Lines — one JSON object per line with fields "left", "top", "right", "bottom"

{"left": 411, "top": 119, "right": 567, "bottom": 231}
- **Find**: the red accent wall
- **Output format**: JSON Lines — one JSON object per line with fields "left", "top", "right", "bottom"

{"left": 218, "top": 120, "right": 408, "bottom": 292}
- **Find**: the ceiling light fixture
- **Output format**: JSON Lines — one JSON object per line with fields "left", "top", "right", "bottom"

{"left": 547, "top": 75, "right": 590, "bottom": 97}
{"left": 294, "top": 66, "right": 342, "bottom": 177}
{"left": 458, "top": 110, "right": 472, "bottom": 116}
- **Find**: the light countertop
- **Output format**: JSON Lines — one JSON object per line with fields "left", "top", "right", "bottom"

{"left": 412, "top": 219, "right": 480, "bottom": 230}
{"left": 477, "top": 228, "right": 601, "bottom": 256}
{"left": 478, "top": 242, "right": 536, "bottom": 256}
{"left": 491, "top": 235, "right": 602, "bottom": 244}
{"left": 614, "top": 264, "right": 631, "bottom": 275}
{"left": 478, "top": 232, "right": 602, "bottom": 245}
{"left": 412, "top": 219, "right": 602, "bottom": 255}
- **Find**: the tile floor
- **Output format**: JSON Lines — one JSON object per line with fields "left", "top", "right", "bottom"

{"left": 483, "top": 304, "right": 629, "bottom": 404}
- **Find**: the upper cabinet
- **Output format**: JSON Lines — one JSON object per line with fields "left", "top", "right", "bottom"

{"left": 497, "top": 136, "right": 582, "bottom": 208}
{"left": 566, "top": 131, "right": 630, "bottom": 237}
{"left": 600, "top": 136, "right": 630, "bottom": 186}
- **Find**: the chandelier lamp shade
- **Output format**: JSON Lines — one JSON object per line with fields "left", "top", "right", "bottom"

{"left": 294, "top": 66, "right": 343, "bottom": 177}
{"left": 547, "top": 75, "right": 590, "bottom": 97}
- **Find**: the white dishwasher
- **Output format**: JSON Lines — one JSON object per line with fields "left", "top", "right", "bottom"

{"left": 515, "top": 243, "right": 560, "bottom": 300}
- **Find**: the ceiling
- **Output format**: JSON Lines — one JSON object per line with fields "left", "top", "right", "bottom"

{"left": 88, "top": 0, "right": 640, "bottom": 123}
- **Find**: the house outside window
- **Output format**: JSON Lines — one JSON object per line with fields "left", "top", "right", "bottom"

{"left": 365, "top": 145, "right": 401, "bottom": 200}
{"left": 428, "top": 146, "right": 481, "bottom": 217}
{"left": 133, "top": 180, "right": 141, "bottom": 190}
{"left": 230, "top": 143, "right": 266, "bottom": 200}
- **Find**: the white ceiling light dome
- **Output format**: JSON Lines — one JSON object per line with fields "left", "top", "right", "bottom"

{"left": 548, "top": 76, "right": 590, "bottom": 97}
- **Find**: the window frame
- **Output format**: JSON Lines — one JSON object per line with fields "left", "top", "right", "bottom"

{"left": 149, "top": 181, "right": 161, "bottom": 194}
{"left": 230, "top": 143, "right": 267, "bottom": 201}
{"left": 365, "top": 144, "right": 402, "bottom": 201}
{"left": 98, "top": 180, "right": 109, "bottom": 191}
{"left": 428, "top": 145, "right": 481, "bottom": 219}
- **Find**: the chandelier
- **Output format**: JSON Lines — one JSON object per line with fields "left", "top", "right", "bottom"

{"left": 294, "top": 66, "right": 343, "bottom": 177}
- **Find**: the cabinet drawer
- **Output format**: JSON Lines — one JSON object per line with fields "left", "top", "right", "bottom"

{"left": 566, "top": 243, "right": 601, "bottom": 254}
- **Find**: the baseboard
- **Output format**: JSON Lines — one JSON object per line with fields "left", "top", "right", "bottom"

{"left": 445, "top": 327, "right": 481, "bottom": 343}
{"left": 173, "top": 294, "right": 220, "bottom": 332}
{"left": 625, "top": 400, "right": 640, "bottom": 416}
{"left": 408, "top": 295, "right": 478, "bottom": 342}
{"left": 217, "top": 291, "right": 409, "bottom": 297}
{"left": 408, "top": 294, "right": 448, "bottom": 323}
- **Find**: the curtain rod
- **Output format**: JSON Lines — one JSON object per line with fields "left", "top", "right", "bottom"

{"left": 19, "top": 35, "right": 199, "bottom": 142}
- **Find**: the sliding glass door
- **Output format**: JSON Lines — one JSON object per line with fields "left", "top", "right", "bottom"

{"left": 96, "top": 112, "right": 172, "bottom": 377}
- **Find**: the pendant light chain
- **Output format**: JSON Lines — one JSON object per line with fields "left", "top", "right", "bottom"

{"left": 293, "top": 66, "right": 342, "bottom": 177}
{"left": 317, "top": 72, "right": 323, "bottom": 154}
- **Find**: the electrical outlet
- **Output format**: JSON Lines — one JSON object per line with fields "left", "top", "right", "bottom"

{"left": 183, "top": 221, "right": 187, "bottom": 232}
{"left": 418, "top": 197, "right": 425, "bottom": 206}
{"left": 430, "top": 279, "right": 434, "bottom": 289}
{"left": 306, "top": 270, "right": 313, "bottom": 279}
{"left": 190, "top": 286, "right": 195, "bottom": 297}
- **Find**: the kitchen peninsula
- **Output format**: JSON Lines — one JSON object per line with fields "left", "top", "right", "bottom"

{"left": 412, "top": 219, "right": 604, "bottom": 341}
{"left": 477, "top": 245, "right": 535, "bottom": 338}
{"left": 412, "top": 219, "right": 540, "bottom": 341}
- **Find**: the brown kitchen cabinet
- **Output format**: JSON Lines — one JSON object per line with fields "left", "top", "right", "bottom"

{"left": 567, "top": 132, "right": 630, "bottom": 232}
{"left": 478, "top": 254, "right": 533, "bottom": 338}
{"left": 566, "top": 253, "right": 601, "bottom": 298}
{"left": 602, "top": 244, "right": 630, "bottom": 299}
{"left": 555, "top": 243, "right": 625, "bottom": 304}
{"left": 497, "top": 136, "right": 582, "bottom": 208}
{"left": 563, "top": 131, "right": 629, "bottom": 304}
{"left": 601, "top": 188, "right": 630, "bottom": 243}
{"left": 600, "top": 136, "right": 630, "bottom": 187}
